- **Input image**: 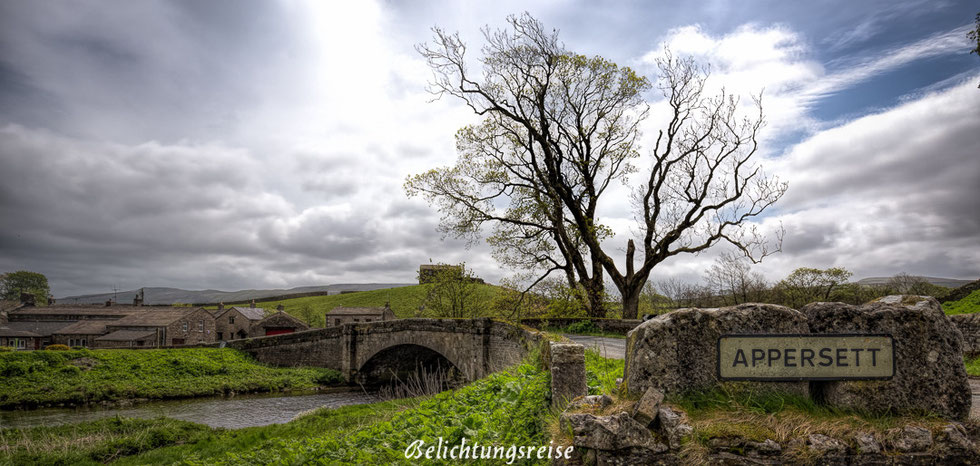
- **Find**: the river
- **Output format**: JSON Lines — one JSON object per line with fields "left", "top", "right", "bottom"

{"left": 0, "top": 389, "right": 380, "bottom": 430}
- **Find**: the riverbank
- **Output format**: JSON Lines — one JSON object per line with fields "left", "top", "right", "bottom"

{"left": 0, "top": 348, "right": 343, "bottom": 410}
{"left": 0, "top": 359, "right": 552, "bottom": 465}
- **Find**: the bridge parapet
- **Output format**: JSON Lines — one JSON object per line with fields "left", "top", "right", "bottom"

{"left": 223, "top": 318, "right": 546, "bottom": 384}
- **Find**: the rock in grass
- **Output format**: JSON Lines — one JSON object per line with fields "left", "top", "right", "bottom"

{"left": 803, "top": 295, "right": 971, "bottom": 420}
{"left": 889, "top": 426, "right": 933, "bottom": 452}
{"left": 854, "top": 432, "right": 881, "bottom": 454}
{"left": 631, "top": 387, "right": 664, "bottom": 427}
{"left": 655, "top": 406, "right": 693, "bottom": 450}
{"left": 566, "top": 394, "right": 612, "bottom": 412}
{"left": 807, "top": 434, "right": 846, "bottom": 456}
{"left": 560, "top": 411, "right": 668, "bottom": 453}
{"left": 624, "top": 303, "right": 809, "bottom": 396}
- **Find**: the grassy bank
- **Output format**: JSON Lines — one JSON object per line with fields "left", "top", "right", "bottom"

{"left": 1, "top": 360, "right": 552, "bottom": 465}
{"left": 0, "top": 348, "right": 342, "bottom": 409}
{"left": 944, "top": 290, "right": 980, "bottom": 315}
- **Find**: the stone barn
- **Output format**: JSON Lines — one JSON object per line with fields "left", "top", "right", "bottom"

{"left": 250, "top": 311, "right": 308, "bottom": 337}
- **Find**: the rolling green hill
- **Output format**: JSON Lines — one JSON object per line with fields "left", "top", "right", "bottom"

{"left": 943, "top": 289, "right": 980, "bottom": 315}
{"left": 209, "top": 283, "right": 506, "bottom": 326}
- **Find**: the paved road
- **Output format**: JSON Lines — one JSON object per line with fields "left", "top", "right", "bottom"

{"left": 562, "top": 334, "right": 626, "bottom": 360}
{"left": 564, "top": 334, "right": 980, "bottom": 420}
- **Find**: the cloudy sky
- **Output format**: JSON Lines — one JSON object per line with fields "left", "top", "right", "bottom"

{"left": 1, "top": 0, "right": 977, "bottom": 297}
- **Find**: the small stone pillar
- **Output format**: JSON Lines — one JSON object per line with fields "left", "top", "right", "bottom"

{"left": 548, "top": 342, "right": 587, "bottom": 409}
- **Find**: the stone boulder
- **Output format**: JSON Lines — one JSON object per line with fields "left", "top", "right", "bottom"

{"left": 559, "top": 411, "right": 668, "bottom": 455}
{"left": 624, "top": 303, "right": 809, "bottom": 396}
{"left": 802, "top": 295, "right": 971, "bottom": 420}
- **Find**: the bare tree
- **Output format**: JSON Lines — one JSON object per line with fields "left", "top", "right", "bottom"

{"left": 409, "top": 14, "right": 785, "bottom": 319}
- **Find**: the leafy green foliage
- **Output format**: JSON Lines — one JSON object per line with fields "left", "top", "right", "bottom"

{"left": 943, "top": 290, "right": 980, "bottom": 315}
{"left": 0, "top": 270, "right": 49, "bottom": 303}
{"left": 584, "top": 348, "right": 623, "bottom": 396}
{"left": 220, "top": 362, "right": 551, "bottom": 465}
{"left": 419, "top": 263, "right": 480, "bottom": 318}
{"left": 0, "top": 348, "right": 342, "bottom": 409}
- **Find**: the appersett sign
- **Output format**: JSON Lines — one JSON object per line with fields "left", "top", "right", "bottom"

{"left": 718, "top": 334, "right": 894, "bottom": 381}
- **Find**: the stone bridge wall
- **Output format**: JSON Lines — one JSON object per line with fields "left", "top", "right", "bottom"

{"left": 222, "top": 318, "right": 544, "bottom": 383}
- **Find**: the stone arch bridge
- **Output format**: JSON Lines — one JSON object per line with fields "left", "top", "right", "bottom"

{"left": 223, "top": 318, "right": 544, "bottom": 385}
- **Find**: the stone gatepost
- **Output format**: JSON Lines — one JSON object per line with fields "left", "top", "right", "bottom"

{"left": 547, "top": 342, "right": 587, "bottom": 409}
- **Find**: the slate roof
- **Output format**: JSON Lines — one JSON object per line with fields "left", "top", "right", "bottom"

{"left": 1, "top": 321, "right": 74, "bottom": 337}
{"left": 109, "top": 308, "right": 202, "bottom": 327}
{"left": 53, "top": 320, "right": 113, "bottom": 335}
{"left": 229, "top": 307, "right": 267, "bottom": 321}
{"left": 8, "top": 307, "right": 141, "bottom": 318}
{"left": 95, "top": 330, "right": 156, "bottom": 341}
{"left": 255, "top": 311, "right": 308, "bottom": 329}
{"left": 327, "top": 306, "right": 388, "bottom": 316}
{"left": 0, "top": 326, "right": 40, "bottom": 338}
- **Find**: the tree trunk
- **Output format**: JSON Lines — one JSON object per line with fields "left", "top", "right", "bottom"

{"left": 621, "top": 285, "right": 641, "bottom": 320}
{"left": 582, "top": 278, "right": 606, "bottom": 318}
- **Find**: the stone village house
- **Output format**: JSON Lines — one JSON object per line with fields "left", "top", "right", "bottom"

{"left": 214, "top": 302, "right": 267, "bottom": 341}
{"left": 325, "top": 305, "right": 396, "bottom": 327}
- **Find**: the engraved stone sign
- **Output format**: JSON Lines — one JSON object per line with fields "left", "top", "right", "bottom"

{"left": 718, "top": 334, "right": 894, "bottom": 381}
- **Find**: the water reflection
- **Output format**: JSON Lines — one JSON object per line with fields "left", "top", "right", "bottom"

{"left": 0, "top": 389, "right": 380, "bottom": 430}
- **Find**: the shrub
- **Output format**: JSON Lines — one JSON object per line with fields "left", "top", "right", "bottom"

{"left": 0, "top": 346, "right": 13, "bottom": 352}
{"left": 45, "top": 344, "right": 70, "bottom": 351}
{"left": 565, "top": 320, "right": 601, "bottom": 335}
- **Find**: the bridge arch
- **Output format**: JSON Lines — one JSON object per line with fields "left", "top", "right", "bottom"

{"left": 354, "top": 343, "right": 463, "bottom": 386}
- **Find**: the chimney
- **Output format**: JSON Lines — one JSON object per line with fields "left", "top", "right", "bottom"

{"left": 105, "top": 300, "right": 112, "bottom": 307}
{"left": 218, "top": 302, "right": 224, "bottom": 311}
{"left": 249, "top": 299, "right": 256, "bottom": 309}
{"left": 276, "top": 304, "right": 284, "bottom": 311}
{"left": 0, "top": 309, "right": 8, "bottom": 325}
{"left": 133, "top": 294, "right": 143, "bottom": 307}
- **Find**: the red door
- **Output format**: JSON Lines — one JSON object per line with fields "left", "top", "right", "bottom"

{"left": 265, "top": 328, "right": 295, "bottom": 336}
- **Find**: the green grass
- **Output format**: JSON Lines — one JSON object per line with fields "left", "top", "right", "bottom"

{"left": 219, "top": 361, "right": 552, "bottom": 465}
{"left": 584, "top": 348, "right": 624, "bottom": 396}
{"left": 0, "top": 416, "right": 212, "bottom": 465}
{"left": 964, "top": 355, "right": 980, "bottom": 376}
{"left": 943, "top": 289, "right": 980, "bottom": 315}
{"left": 2, "top": 359, "right": 553, "bottom": 465}
{"left": 0, "top": 348, "right": 342, "bottom": 409}
{"left": 671, "top": 386, "right": 953, "bottom": 462}
{"left": 208, "top": 283, "right": 506, "bottom": 326}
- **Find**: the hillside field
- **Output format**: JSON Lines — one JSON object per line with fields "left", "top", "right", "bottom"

{"left": 943, "top": 289, "right": 980, "bottom": 315}
{"left": 218, "top": 283, "right": 507, "bottom": 326}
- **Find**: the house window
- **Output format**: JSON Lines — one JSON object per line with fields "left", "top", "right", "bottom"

{"left": 17, "top": 339, "right": 25, "bottom": 349}
{"left": 82, "top": 339, "right": 86, "bottom": 347}
{"left": 217, "top": 332, "right": 223, "bottom": 340}
{"left": 182, "top": 322, "right": 188, "bottom": 332}
{"left": 198, "top": 320, "right": 204, "bottom": 331}
{"left": 353, "top": 319, "right": 359, "bottom": 323}
{"left": 229, "top": 316, "right": 235, "bottom": 324}
{"left": 365, "top": 318, "right": 372, "bottom": 322}
{"left": 334, "top": 319, "right": 340, "bottom": 326}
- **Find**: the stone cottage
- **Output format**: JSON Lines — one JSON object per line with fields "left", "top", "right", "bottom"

{"left": 214, "top": 304, "right": 267, "bottom": 341}
{"left": 96, "top": 307, "right": 216, "bottom": 347}
{"left": 325, "top": 304, "right": 396, "bottom": 327}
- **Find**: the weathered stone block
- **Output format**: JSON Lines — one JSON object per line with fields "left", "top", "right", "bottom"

{"left": 803, "top": 296, "right": 971, "bottom": 420}
{"left": 624, "top": 303, "right": 809, "bottom": 396}
{"left": 632, "top": 387, "right": 664, "bottom": 427}
{"left": 560, "top": 411, "right": 668, "bottom": 453}
{"left": 549, "top": 342, "right": 587, "bottom": 408}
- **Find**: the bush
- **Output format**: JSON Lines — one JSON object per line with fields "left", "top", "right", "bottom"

{"left": 44, "top": 344, "right": 70, "bottom": 351}
{"left": 0, "top": 346, "right": 13, "bottom": 352}
{"left": 565, "top": 320, "right": 601, "bottom": 335}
